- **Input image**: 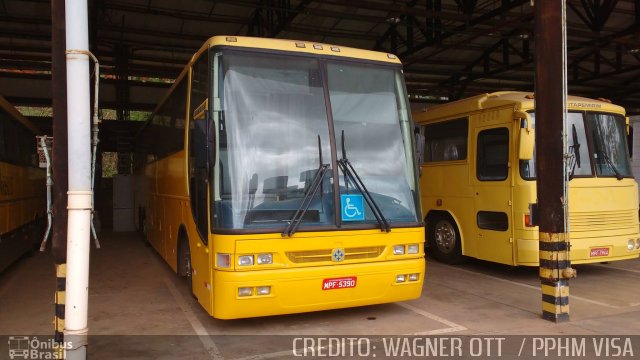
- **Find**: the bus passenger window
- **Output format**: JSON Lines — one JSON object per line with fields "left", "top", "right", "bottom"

{"left": 477, "top": 128, "right": 509, "bottom": 181}
{"left": 424, "top": 118, "right": 468, "bottom": 162}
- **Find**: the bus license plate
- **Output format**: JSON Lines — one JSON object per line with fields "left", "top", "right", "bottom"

{"left": 590, "top": 247, "right": 609, "bottom": 257}
{"left": 322, "top": 277, "right": 357, "bottom": 290}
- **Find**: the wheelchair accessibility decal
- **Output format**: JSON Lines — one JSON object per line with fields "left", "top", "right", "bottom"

{"left": 341, "top": 194, "right": 365, "bottom": 221}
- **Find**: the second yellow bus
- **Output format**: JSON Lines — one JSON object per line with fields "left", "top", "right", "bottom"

{"left": 414, "top": 91, "right": 640, "bottom": 266}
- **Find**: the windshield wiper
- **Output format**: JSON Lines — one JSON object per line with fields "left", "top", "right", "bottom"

{"left": 592, "top": 127, "right": 623, "bottom": 180}
{"left": 282, "top": 135, "right": 330, "bottom": 237}
{"left": 568, "top": 124, "right": 581, "bottom": 180}
{"left": 600, "top": 151, "right": 624, "bottom": 180}
{"left": 338, "top": 130, "right": 391, "bottom": 232}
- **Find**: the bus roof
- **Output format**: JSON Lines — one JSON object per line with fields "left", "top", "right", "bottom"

{"left": 0, "top": 95, "right": 42, "bottom": 135}
{"left": 194, "top": 36, "right": 402, "bottom": 65}
{"left": 414, "top": 91, "right": 626, "bottom": 123}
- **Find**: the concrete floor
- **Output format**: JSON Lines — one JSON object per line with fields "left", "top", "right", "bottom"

{"left": 1, "top": 231, "right": 639, "bottom": 359}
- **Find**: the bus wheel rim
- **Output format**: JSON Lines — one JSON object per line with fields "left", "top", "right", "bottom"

{"left": 435, "top": 220, "right": 456, "bottom": 254}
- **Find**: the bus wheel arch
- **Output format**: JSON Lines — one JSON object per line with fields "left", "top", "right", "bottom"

{"left": 425, "top": 210, "right": 465, "bottom": 264}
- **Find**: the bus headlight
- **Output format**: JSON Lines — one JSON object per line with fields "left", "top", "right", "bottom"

{"left": 407, "top": 244, "right": 419, "bottom": 254}
{"left": 628, "top": 240, "right": 635, "bottom": 251}
{"left": 256, "top": 286, "right": 271, "bottom": 295}
{"left": 408, "top": 273, "right": 419, "bottom": 282}
{"left": 393, "top": 245, "right": 405, "bottom": 255}
{"left": 396, "top": 274, "right": 406, "bottom": 283}
{"left": 238, "top": 287, "right": 253, "bottom": 297}
{"left": 636, "top": 239, "right": 640, "bottom": 249}
{"left": 257, "top": 253, "right": 273, "bottom": 265}
{"left": 238, "top": 255, "right": 254, "bottom": 266}
{"left": 217, "top": 253, "right": 231, "bottom": 268}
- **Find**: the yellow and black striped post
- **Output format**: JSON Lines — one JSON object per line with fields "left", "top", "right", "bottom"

{"left": 55, "top": 263, "right": 66, "bottom": 342}
{"left": 534, "top": 0, "right": 575, "bottom": 322}
{"left": 539, "top": 233, "right": 574, "bottom": 322}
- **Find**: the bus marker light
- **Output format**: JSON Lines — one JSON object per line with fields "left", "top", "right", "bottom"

{"left": 393, "top": 245, "right": 405, "bottom": 255}
{"left": 313, "top": 44, "right": 323, "bottom": 50}
{"left": 238, "top": 287, "right": 253, "bottom": 297}
{"left": 257, "top": 253, "right": 273, "bottom": 265}
{"left": 330, "top": 46, "right": 340, "bottom": 52}
{"left": 295, "top": 42, "right": 306, "bottom": 48}
{"left": 217, "top": 253, "right": 231, "bottom": 268}
{"left": 257, "top": 286, "right": 271, "bottom": 295}
{"left": 524, "top": 214, "right": 534, "bottom": 227}
{"left": 226, "top": 37, "right": 237, "bottom": 42}
{"left": 436, "top": 199, "right": 442, "bottom": 206}
{"left": 407, "top": 244, "right": 419, "bottom": 254}
{"left": 396, "top": 275, "right": 406, "bottom": 283}
{"left": 238, "top": 255, "right": 254, "bottom": 266}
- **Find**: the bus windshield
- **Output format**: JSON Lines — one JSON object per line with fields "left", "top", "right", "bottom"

{"left": 586, "top": 113, "right": 632, "bottom": 178}
{"left": 214, "top": 50, "right": 418, "bottom": 230}
{"left": 520, "top": 111, "right": 632, "bottom": 180}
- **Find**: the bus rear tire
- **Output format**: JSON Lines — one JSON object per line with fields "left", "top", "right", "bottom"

{"left": 428, "top": 214, "right": 464, "bottom": 264}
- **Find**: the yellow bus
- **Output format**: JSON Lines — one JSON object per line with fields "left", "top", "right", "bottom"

{"left": 133, "top": 36, "right": 424, "bottom": 319}
{"left": 0, "top": 96, "right": 45, "bottom": 272}
{"left": 414, "top": 91, "right": 640, "bottom": 266}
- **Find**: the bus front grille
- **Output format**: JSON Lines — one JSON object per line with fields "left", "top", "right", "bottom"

{"left": 569, "top": 210, "right": 637, "bottom": 232}
{"left": 286, "top": 246, "right": 385, "bottom": 263}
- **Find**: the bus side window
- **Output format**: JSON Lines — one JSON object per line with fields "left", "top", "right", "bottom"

{"left": 424, "top": 118, "right": 468, "bottom": 163}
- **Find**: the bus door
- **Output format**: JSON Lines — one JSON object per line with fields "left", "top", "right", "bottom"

{"left": 472, "top": 120, "right": 514, "bottom": 264}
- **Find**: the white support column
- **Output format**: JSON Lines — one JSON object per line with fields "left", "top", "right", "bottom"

{"left": 65, "top": 0, "right": 92, "bottom": 358}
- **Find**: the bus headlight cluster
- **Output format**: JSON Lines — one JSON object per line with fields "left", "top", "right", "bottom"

{"left": 257, "top": 253, "right": 273, "bottom": 265}
{"left": 238, "top": 253, "right": 274, "bottom": 266}
{"left": 238, "top": 255, "right": 254, "bottom": 266}
{"left": 238, "top": 286, "right": 271, "bottom": 297}
{"left": 393, "top": 244, "right": 420, "bottom": 255}
{"left": 396, "top": 273, "right": 420, "bottom": 283}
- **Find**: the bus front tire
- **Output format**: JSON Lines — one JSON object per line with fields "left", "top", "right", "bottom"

{"left": 428, "top": 215, "right": 464, "bottom": 264}
{"left": 177, "top": 237, "right": 193, "bottom": 295}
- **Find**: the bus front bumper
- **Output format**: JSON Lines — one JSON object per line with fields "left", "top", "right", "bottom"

{"left": 210, "top": 258, "right": 425, "bottom": 319}
{"left": 516, "top": 235, "right": 640, "bottom": 266}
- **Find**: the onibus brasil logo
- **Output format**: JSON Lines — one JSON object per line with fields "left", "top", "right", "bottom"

{"left": 7, "top": 336, "right": 72, "bottom": 360}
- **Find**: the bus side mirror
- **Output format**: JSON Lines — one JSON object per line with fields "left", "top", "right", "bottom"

{"left": 626, "top": 116, "right": 630, "bottom": 135}
{"left": 515, "top": 110, "right": 534, "bottom": 160}
{"left": 519, "top": 128, "right": 535, "bottom": 160}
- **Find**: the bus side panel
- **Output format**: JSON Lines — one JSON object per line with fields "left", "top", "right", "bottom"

{"left": 0, "top": 162, "right": 45, "bottom": 272}
{"left": 157, "top": 151, "right": 186, "bottom": 270}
